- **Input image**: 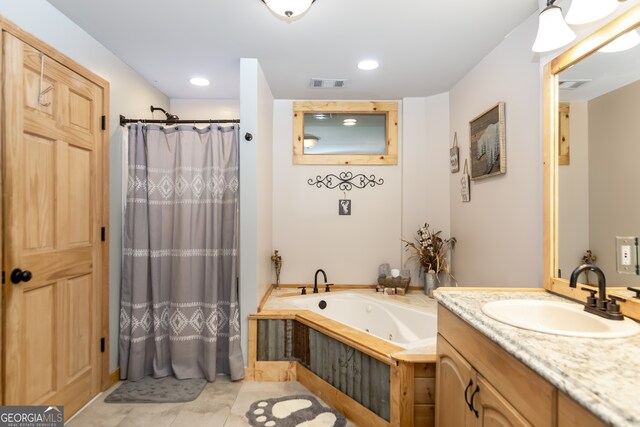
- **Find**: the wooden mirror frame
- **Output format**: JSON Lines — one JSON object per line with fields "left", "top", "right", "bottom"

{"left": 293, "top": 101, "right": 398, "bottom": 165}
{"left": 544, "top": 5, "right": 640, "bottom": 319}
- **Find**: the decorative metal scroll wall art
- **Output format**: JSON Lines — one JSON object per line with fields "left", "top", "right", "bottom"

{"left": 308, "top": 172, "right": 384, "bottom": 216}
{"left": 307, "top": 172, "right": 384, "bottom": 191}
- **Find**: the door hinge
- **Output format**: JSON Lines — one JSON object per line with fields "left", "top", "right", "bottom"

{"left": 101, "top": 227, "right": 106, "bottom": 242}
{"left": 100, "top": 337, "right": 105, "bottom": 353}
{"left": 1, "top": 271, "right": 4, "bottom": 285}
{"left": 101, "top": 115, "right": 106, "bottom": 131}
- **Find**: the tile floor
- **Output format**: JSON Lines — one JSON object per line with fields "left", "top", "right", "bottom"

{"left": 66, "top": 376, "right": 358, "bottom": 427}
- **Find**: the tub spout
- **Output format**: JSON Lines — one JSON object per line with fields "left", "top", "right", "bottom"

{"left": 314, "top": 269, "right": 327, "bottom": 294}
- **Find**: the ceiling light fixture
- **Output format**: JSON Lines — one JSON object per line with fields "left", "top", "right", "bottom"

{"left": 598, "top": 29, "right": 640, "bottom": 53}
{"left": 189, "top": 77, "right": 210, "bottom": 86}
{"left": 532, "top": 1, "right": 576, "bottom": 53}
{"left": 343, "top": 119, "right": 357, "bottom": 126}
{"left": 303, "top": 134, "right": 319, "bottom": 148}
{"left": 532, "top": 0, "right": 621, "bottom": 53}
{"left": 358, "top": 60, "right": 379, "bottom": 71}
{"left": 565, "top": 0, "right": 619, "bottom": 25}
{"left": 260, "top": 0, "right": 316, "bottom": 19}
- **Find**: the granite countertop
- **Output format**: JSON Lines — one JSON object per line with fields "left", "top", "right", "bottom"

{"left": 435, "top": 290, "right": 640, "bottom": 427}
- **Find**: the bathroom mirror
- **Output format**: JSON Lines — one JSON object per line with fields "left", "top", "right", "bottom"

{"left": 544, "top": 5, "right": 640, "bottom": 318}
{"left": 293, "top": 101, "right": 398, "bottom": 165}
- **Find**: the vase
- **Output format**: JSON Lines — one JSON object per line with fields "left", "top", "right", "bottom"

{"left": 423, "top": 269, "right": 437, "bottom": 298}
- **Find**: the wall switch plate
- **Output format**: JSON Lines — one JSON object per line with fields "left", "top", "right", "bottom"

{"left": 616, "top": 236, "right": 639, "bottom": 275}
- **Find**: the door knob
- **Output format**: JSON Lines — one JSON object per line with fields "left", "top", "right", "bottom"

{"left": 10, "top": 268, "right": 32, "bottom": 284}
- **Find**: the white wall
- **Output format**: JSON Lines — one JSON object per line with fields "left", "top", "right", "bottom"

{"left": 271, "top": 95, "right": 451, "bottom": 288}
{"left": 449, "top": 13, "right": 543, "bottom": 287}
{"left": 169, "top": 99, "right": 239, "bottom": 120}
{"left": 588, "top": 81, "right": 640, "bottom": 286}
{"left": 239, "top": 58, "right": 273, "bottom": 365}
{"left": 558, "top": 102, "right": 589, "bottom": 281}
{"left": 401, "top": 95, "right": 451, "bottom": 285}
{"left": 272, "top": 101, "right": 403, "bottom": 285}
{"left": 0, "top": 0, "right": 169, "bottom": 371}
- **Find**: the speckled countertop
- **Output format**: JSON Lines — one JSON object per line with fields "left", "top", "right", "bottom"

{"left": 435, "top": 290, "right": 640, "bottom": 427}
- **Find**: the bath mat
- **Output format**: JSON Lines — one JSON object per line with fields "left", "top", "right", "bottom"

{"left": 104, "top": 376, "right": 207, "bottom": 403}
{"left": 246, "top": 395, "right": 346, "bottom": 427}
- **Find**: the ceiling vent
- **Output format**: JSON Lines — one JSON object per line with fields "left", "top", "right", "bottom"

{"left": 310, "top": 78, "right": 347, "bottom": 88}
{"left": 558, "top": 79, "right": 591, "bottom": 89}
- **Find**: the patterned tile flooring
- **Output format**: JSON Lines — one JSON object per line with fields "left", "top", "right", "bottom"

{"left": 66, "top": 376, "right": 358, "bottom": 426}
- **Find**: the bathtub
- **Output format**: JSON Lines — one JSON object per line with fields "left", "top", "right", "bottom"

{"left": 284, "top": 292, "right": 437, "bottom": 350}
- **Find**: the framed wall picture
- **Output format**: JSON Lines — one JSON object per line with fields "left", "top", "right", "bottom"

{"left": 450, "top": 132, "right": 460, "bottom": 173}
{"left": 469, "top": 102, "right": 506, "bottom": 180}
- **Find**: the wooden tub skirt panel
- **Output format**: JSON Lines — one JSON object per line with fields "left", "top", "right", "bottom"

{"left": 248, "top": 312, "right": 436, "bottom": 427}
{"left": 256, "top": 318, "right": 391, "bottom": 421}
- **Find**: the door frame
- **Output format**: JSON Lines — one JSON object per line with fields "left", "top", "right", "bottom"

{"left": 0, "top": 16, "right": 111, "bottom": 401}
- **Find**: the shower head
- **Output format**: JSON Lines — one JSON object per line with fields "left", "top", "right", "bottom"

{"left": 150, "top": 105, "right": 179, "bottom": 122}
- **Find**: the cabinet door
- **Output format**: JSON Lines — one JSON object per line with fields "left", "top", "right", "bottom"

{"left": 474, "top": 375, "right": 531, "bottom": 427}
{"left": 557, "top": 392, "right": 606, "bottom": 427}
{"left": 436, "top": 335, "right": 476, "bottom": 427}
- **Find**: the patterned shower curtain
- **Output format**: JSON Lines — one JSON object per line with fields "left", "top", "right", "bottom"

{"left": 119, "top": 124, "right": 244, "bottom": 381}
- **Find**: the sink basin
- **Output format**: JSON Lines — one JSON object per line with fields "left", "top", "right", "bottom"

{"left": 481, "top": 299, "right": 640, "bottom": 338}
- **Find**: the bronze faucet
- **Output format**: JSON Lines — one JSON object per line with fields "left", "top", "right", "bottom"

{"left": 569, "top": 263, "right": 624, "bottom": 320}
{"left": 314, "top": 269, "right": 327, "bottom": 294}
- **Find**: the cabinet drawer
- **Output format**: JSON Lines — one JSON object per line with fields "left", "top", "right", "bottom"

{"left": 438, "top": 305, "right": 555, "bottom": 427}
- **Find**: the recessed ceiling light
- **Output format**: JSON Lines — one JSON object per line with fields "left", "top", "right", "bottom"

{"left": 189, "top": 77, "right": 210, "bottom": 86}
{"left": 358, "top": 60, "right": 379, "bottom": 71}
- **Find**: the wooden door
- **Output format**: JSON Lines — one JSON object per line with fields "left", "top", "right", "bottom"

{"left": 3, "top": 32, "right": 105, "bottom": 420}
{"left": 435, "top": 335, "right": 475, "bottom": 427}
{"left": 474, "top": 376, "right": 531, "bottom": 427}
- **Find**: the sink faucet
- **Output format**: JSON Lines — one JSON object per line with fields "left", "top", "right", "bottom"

{"left": 314, "top": 269, "right": 327, "bottom": 294}
{"left": 569, "top": 263, "right": 623, "bottom": 320}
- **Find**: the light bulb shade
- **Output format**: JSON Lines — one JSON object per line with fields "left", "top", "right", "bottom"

{"left": 262, "top": 0, "right": 314, "bottom": 18}
{"left": 303, "top": 134, "right": 319, "bottom": 148}
{"left": 532, "top": 5, "right": 576, "bottom": 53}
{"left": 598, "top": 30, "right": 640, "bottom": 53}
{"left": 565, "top": 0, "right": 618, "bottom": 25}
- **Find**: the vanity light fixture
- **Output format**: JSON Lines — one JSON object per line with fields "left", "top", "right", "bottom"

{"left": 260, "top": 0, "right": 316, "bottom": 19}
{"left": 189, "top": 77, "right": 210, "bottom": 86}
{"left": 532, "top": 0, "right": 576, "bottom": 53}
{"left": 357, "top": 60, "right": 379, "bottom": 71}
{"left": 598, "top": 29, "right": 640, "bottom": 52}
{"left": 565, "top": 0, "right": 619, "bottom": 25}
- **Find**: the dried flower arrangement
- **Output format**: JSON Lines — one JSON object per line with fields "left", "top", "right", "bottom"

{"left": 402, "top": 223, "right": 457, "bottom": 285}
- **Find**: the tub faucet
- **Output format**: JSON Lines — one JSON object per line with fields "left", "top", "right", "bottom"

{"left": 314, "top": 269, "right": 327, "bottom": 294}
{"left": 569, "top": 263, "right": 623, "bottom": 320}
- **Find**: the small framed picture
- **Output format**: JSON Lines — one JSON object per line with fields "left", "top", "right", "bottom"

{"left": 450, "top": 132, "right": 460, "bottom": 173}
{"left": 469, "top": 102, "right": 506, "bottom": 180}
{"left": 338, "top": 199, "right": 351, "bottom": 215}
{"left": 461, "top": 159, "right": 470, "bottom": 202}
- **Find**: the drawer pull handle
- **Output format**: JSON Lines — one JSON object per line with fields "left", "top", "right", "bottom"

{"left": 464, "top": 379, "right": 474, "bottom": 411}
{"left": 470, "top": 385, "right": 480, "bottom": 418}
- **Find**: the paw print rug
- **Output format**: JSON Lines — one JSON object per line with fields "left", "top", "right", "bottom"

{"left": 246, "top": 395, "right": 347, "bottom": 427}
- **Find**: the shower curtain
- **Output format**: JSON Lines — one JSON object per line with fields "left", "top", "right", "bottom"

{"left": 119, "top": 124, "right": 244, "bottom": 381}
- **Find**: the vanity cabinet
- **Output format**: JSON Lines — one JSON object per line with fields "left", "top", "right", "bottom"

{"left": 436, "top": 304, "right": 607, "bottom": 427}
{"left": 436, "top": 336, "right": 530, "bottom": 427}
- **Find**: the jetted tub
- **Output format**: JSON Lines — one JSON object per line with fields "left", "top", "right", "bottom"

{"left": 284, "top": 291, "right": 437, "bottom": 350}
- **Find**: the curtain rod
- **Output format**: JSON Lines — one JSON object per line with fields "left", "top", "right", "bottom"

{"left": 119, "top": 114, "right": 240, "bottom": 127}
